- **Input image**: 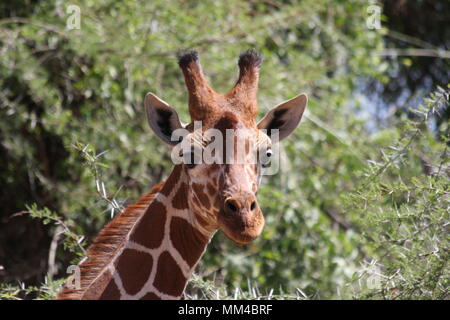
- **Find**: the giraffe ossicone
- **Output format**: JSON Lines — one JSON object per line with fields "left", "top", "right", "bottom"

{"left": 58, "top": 49, "right": 308, "bottom": 300}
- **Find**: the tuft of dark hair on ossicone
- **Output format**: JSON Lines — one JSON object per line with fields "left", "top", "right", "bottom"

{"left": 238, "top": 49, "right": 263, "bottom": 69}
{"left": 177, "top": 50, "right": 199, "bottom": 68}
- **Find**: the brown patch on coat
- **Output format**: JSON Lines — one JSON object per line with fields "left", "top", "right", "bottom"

{"left": 214, "top": 194, "right": 221, "bottom": 208}
{"left": 218, "top": 174, "right": 224, "bottom": 188}
{"left": 160, "top": 165, "right": 182, "bottom": 197}
{"left": 173, "top": 182, "right": 189, "bottom": 210}
{"left": 192, "top": 183, "right": 210, "bottom": 209}
{"left": 140, "top": 292, "right": 161, "bottom": 300}
{"left": 170, "top": 217, "right": 208, "bottom": 267}
{"left": 115, "top": 249, "right": 153, "bottom": 295}
{"left": 130, "top": 200, "right": 166, "bottom": 249}
{"left": 153, "top": 251, "right": 186, "bottom": 297}
{"left": 206, "top": 182, "right": 216, "bottom": 197}
{"left": 99, "top": 278, "right": 121, "bottom": 300}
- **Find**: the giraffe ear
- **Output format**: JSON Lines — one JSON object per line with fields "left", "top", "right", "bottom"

{"left": 257, "top": 93, "right": 308, "bottom": 141}
{"left": 145, "top": 92, "right": 186, "bottom": 145}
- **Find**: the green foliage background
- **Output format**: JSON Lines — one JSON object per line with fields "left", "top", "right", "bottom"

{"left": 0, "top": 0, "right": 448, "bottom": 299}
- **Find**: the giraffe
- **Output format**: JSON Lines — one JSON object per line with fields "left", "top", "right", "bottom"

{"left": 57, "top": 49, "right": 308, "bottom": 300}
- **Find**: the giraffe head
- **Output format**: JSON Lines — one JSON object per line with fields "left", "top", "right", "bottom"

{"left": 145, "top": 50, "right": 307, "bottom": 245}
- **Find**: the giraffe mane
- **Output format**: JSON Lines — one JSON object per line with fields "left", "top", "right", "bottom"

{"left": 57, "top": 183, "right": 164, "bottom": 300}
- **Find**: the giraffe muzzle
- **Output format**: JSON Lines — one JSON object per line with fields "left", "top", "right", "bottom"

{"left": 218, "top": 195, "right": 265, "bottom": 245}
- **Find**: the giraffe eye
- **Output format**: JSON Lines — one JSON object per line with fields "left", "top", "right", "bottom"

{"left": 260, "top": 148, "right": 272, "bottom": 168}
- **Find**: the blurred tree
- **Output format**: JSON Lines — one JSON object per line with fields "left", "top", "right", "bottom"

{"left": 369, "top": 0, "right": 449, "bottom": 129}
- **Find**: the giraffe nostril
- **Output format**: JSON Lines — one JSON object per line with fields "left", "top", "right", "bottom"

{"left": 225, "top": 200, "right": 238, "bottom": 213}
{"left": 250, "top": 201, "right": 257, "bottom": 211}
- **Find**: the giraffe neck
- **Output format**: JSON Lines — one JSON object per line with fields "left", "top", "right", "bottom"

{"left": 81, "top": 165, "right": 216, "bottom": 300}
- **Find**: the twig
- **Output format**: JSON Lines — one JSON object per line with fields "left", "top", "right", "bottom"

{"left": 386, "top": 30, "right": 438, "bottom": 50}
{"left": 47, "top": 225, "right": 64, "bottom": 281}
{"left": 377, "top": 48, "right": 450, "bottom": 59}
{"left": 0, "top": 17, "right": 68, "bottom": 37}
